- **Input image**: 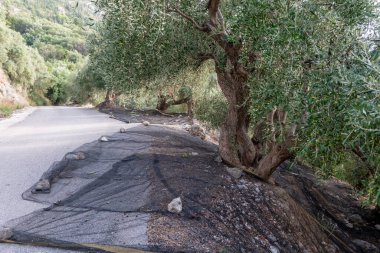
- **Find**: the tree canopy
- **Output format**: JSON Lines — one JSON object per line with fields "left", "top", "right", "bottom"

{"left": 81, "top": 0, "right": 379, "bottom": 205}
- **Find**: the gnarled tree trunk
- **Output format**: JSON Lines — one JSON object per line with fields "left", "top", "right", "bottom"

{"left": 216, "top": 69, "right": 256, "bottom": 167}
{"left": 97, "top": 89, "right": 121, "bottom": 109}
{"left": 171, "top": 0, "right": 296, "bottom": 181}
{"left": 156, "top": 94, "right": 193, "bottom": 117}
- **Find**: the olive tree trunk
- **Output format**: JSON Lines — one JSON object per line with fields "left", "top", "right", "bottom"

{"left": 156, "top": 94, "right": 193, "bottom": 117}
{"left": 171, "top": 0, "right": 295, "bottom": 181}
{"left": 97, "top": 89, "right": 121, "bottom": 109}
{"left": 216, "top": 69, "right": 256, "bottom": 167}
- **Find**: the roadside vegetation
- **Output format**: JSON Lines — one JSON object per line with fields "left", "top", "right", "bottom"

{"left": 74, "top": 0, "right": 379, "bottom": 207}
{"left": 0, "top": 101, "right": 22, "bottom": 118}
{"left": 0, "top": 0, "right": 94, "bottom": 108}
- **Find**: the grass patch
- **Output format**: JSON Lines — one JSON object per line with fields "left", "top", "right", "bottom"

{"left": 0, "top": 102, "right": 23, "bottom": 118}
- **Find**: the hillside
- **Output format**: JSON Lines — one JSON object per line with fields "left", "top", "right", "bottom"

{"left": 0, "top": 0, "right": 95, "bottom": 111}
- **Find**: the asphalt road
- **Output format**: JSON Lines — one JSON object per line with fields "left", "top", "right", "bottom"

{"left": 0, "top": 106, "right": 126, "bottom": 252}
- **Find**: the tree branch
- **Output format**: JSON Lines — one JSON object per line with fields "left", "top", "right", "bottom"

{"left": 208, "top": 0, "right": 220, "bottom": 26}
{"left": 196, "top": 53, "right": 215, "bottom": 66}
{"left": 217, "top": 9, "right": 227, "bottom": 34}
{"left": 155, "top": 109, "right": 175, "bottom": 117}
{"left": 167, "top": 6, "right": 208, "bottom": 32}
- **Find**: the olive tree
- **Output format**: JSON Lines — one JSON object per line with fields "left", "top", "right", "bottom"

{"left": 91, "top": 0, "right": 378, "bottom": 187}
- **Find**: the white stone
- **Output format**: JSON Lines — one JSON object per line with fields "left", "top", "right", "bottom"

{"left": 34, "top": 179, "right": 50, "bottom": 192}
{"left": 168, "top": 197, "right": 182, "bottom": 213}
{"left": 76, "top": 152, "right": 86, "bottom": 160}
{"left": 225, "top": 167, "right": 243, "bottom": 179}
{"left": 269, "top": 245, "right": 280, "bottom": 253}
{"left": 214, "top": 156, "right": 223, "bottom": 163}
{"left": 0, "top": 227, "right": 13, "bottom": 240}
{"left": 65, "top": 152, "right": 85, "bottom": 160}
{"left": 143, "top": 121, "right": 150, "bottom": 126}
{"left": 100, "top": 136, "right": 109, "bottom": 142}
{"left": 120, "top": 127, "right": 127, "bottom": 133}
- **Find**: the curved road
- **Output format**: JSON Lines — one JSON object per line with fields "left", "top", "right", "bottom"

{"left": 0, "top": 106, "right": 126, "bottom": 252}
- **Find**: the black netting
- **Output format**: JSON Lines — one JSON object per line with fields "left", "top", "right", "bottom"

{"left": 4, "top": 125, "right": 378, "bottom": 253}
{"left": 6, "top": 126, "right": 228, "bottom": 252}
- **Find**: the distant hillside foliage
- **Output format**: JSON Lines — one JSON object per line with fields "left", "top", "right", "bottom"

{"left": 0, "top": 0, "right": 95, "bottom": 105}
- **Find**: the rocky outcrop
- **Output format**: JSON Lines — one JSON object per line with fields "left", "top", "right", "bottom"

{"left": 0, "top": 69, "right": 28, "bottom": 105}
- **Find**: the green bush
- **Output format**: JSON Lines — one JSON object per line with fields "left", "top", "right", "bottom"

{"left": 0, "top": 102, "right": 23, "bottom": 117}
{"left": 0, "top": 22, "right": 47, "bottom": 88}
{"left": 195, "top": 94, "right": 227, "bottom": 128}
{"left": 29, "top": 88, "right": 51, "bottom": 106}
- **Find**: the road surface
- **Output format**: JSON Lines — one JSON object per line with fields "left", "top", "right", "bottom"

{"left": 0, "top": 106, "right": 126, "bottom": 252}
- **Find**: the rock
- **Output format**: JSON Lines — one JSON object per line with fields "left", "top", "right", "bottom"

{"left": 32, "top": 179, "right": 51, "bottom": 193}
{"left": 353, "top": 239, "right": 379, "bottom": 253}
{"left": 143, "top": 121, "right": 150, "bottom": 126}
{"left": 237, "top": 184, "right": 248, "bottom": 190}
{"left": 120, "top": 127, "right": 127, "bottom": 133}
{"left": 345, "top": 222, "right": 354, "bottom": 229}
{"left": 214, "top": 156, "right": 223, "bottom": 163}
{"left": 225, "top": 167, "right": 243, "bottom": 179}
{"left": 65, "top": 153, "right": 76, "bottom": 160}
{"left": 0, "top": 69, "right": 28, "bottom": 106}
{"left": 168, "top": 197, "right": 182, "bottom": 213}
{"left": 189, "top": 124, "right": 206, "bottom": 140}
{"left": 375, "top": 224, "right": 380, "bottom": 231}
{"left": 269, "top": 245, "right": 280, "bottom": 253}
{"left": 191, "top": 152, "right": 199, "bottom": 156}
{"left": 65, "top": 152, "right": 85, "bottom": 160}
{"left": 76, "top": 152, "right": 86, "bottom": 160}
{"left": 268, "top": 235, "right": 277, "bottom": 242}
{"left": 99, "top": 136, "right": 109, "bottom": 142}
{"left": 348, "top": 214, "right": 364, "bottom": 224}
{"left": 267, "top": 177, "right": 276, "bottom": 185}
{"left": 0, "top": 227, "right": 13, "bottom": 240}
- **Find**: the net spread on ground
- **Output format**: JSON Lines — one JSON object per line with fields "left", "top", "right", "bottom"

{"left": 3, "top": 125, "right": 379, "bottom": 252}
{"left": 5, "top": 126, "right": 228, "bottom": 252}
